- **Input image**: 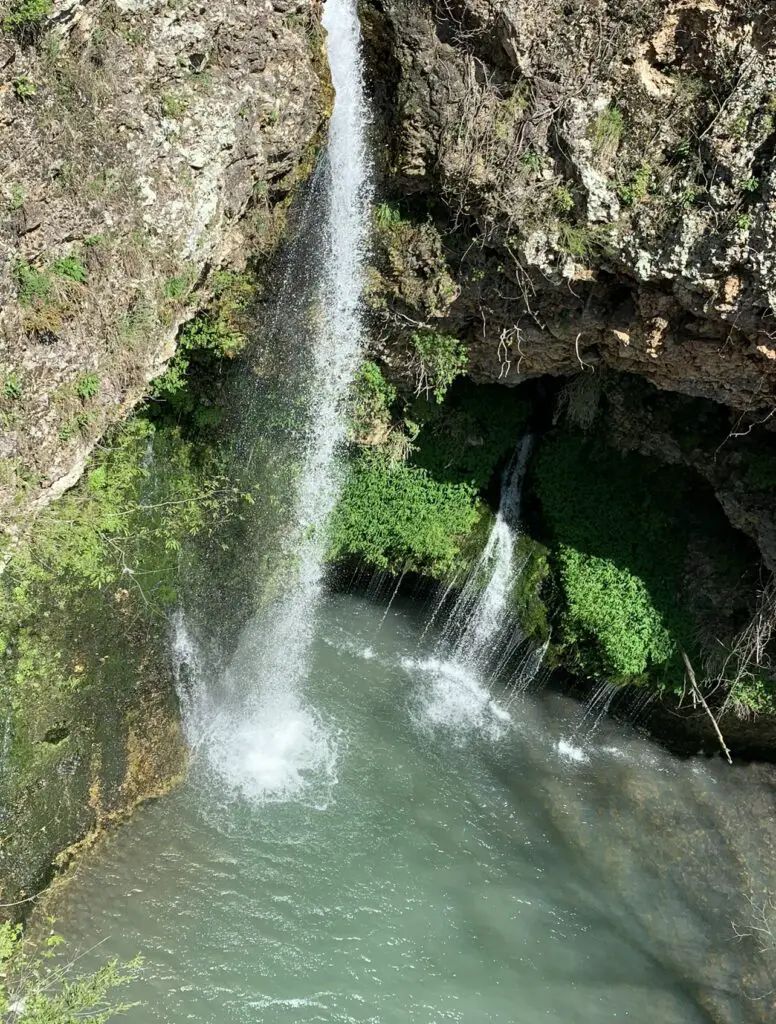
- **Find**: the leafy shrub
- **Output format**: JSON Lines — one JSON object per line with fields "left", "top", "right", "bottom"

{"left": 520, "top": 149, "right": 543, "bottom": 172}
{"left": 52, "top": 255, "right": 87, "bottom": 282}
{"left": 0, "top": 920, "right": 142, "bottom": 1023}
{"left": 8, "top": 183, "right": 25, "bottom": 210}
{"left": 2, "top": 373, "right": 23, "bottom": 400}
{"left": 2, "top": 0, "right": 52, "bottom": 36}
{"left": 617, "top": 162, "right": 653, "bottom": 206}
{"left": 76, "top": 373, "right": 100, "bottom": 400}
{"left": 552, "top": 184, "right": 575, "bottom": 214}
{"left": 411, "top": 329, "right": 468, "bottom": 404}
{"left": 13, "top": 259, "right": 51, "bottom": 306}
{"left": 151, "top": 271, "right": 252, "bottom": 417}
{"left": 350, "top": 360, "right": 397, "bottom": 438}
{"left": 12, "top": 75, "right": 36, "bottom": 99}
{"left": 329, "top": 451, "right": 482, "bottom": 576}
{"left": 557, "top": 545, "right": 674, "bottom": 677}
{"left": 535, "top": 434, "right": 692, "bottom": 682}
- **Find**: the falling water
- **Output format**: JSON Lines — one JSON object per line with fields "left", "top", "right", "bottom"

{"left": 412, "top": 436, "right": 546, "bottom": 738}
{"left": 441, "top": 436, "right": 534, "bottom": 667}
{"left": 174, "top": 0, "right": 372, "bottom": 802}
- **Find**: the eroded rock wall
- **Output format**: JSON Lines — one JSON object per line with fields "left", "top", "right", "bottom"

{"left": 364, "top": 0, "right": 776, "bottom": 568}
{"left": 366, "top": 0, "right": 776, "bottom": 407}
{"left": 0, "top": 0, "right": 327, "bottom": 521}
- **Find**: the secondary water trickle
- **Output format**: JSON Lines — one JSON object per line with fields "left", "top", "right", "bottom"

{"left": 173, "top": 0, "right": 372, "bottom": 803}
{"left": 414, "top": 436, "right": 544, "bottom": 739}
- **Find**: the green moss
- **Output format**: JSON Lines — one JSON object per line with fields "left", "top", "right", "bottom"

{"left": 328, "top": 450, "right": 483, "bottom": 577}
{"left": 511, "top": 535, "right": 551, "bottom": 644}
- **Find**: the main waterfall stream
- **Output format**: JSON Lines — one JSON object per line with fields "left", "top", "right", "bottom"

{"left": 44, "top": 2, "right": 776, "bottom": 1021}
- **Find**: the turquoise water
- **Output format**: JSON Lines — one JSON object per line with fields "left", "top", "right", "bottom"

{"left": 53, "top": 593, "right": 776, "bottom": 1023}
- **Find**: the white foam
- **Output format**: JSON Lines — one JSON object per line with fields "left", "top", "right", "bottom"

{"left": 403, "top": 656, "right": 512, "bottom": 743}
{"left": 206, "top": 694, "right": 339, "bottom": 805}
{"left": 556, "top": 738, "right": 590, "bottom": 764}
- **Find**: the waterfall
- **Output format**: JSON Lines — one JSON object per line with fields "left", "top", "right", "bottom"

{"left": 175, "top": 0, "right": 371, "bottom": 803}
{"left": 445, "top": 436, "right": 534, "bottom": 670}
{"left": 410, "top": 436, "right": 545, "bottom": 739}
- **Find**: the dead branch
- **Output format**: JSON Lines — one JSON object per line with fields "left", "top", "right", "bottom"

{"left": 682, "top": 650, "right": 732, "bottom": 763}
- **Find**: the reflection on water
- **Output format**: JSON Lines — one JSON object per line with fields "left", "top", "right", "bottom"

{"left": 49, "top": 593, "right": 776, "bottom": 1024}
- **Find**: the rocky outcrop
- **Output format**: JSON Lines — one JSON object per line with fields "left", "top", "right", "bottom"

{"left": 363, "top": 0, "right": 776, "bottom": 573}
{"left": 0, "top": 0, "right": 327, "bottom": 523}
{"left": 365, "top": 0, "right": 776, "bottom": 412}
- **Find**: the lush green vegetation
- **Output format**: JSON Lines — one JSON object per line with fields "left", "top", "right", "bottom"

{"left": 0, "top": 921, "right": 140, "bottom": 1023}
{"left": 2, "top": 0, "right": 51, "bottom": 37}
{"left": 532, "top": 431, "right": 766, "bottom": 694}
{"left": 410, "top": 329, "right": 467, "bottom": 404}
{"left": 333, "top": 375, "right": 530, "bottom": 578}
{"left": 151, "top": 270, "right": 252, "bottom": 427}
{"left": 329, "top": 451, "right": 482, "bottom": 577}
{"left": 534, "top": 434, "right": 694, "bottom": 683}
{"left": 409, "top": 380, "right": 529, "bottom": 489}
{"left": 348, "top": 360, "right": 397, "bottom": 439}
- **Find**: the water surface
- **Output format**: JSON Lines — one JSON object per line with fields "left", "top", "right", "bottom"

{"left": 54, "top": 593, "right": 776, "bottom": 1023}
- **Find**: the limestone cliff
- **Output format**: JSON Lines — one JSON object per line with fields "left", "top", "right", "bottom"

{"left": 0, "top": 0, "right": 326, "bottom": 522}
{"left": 363, "top": 0, "right": 776, "bottom": 568}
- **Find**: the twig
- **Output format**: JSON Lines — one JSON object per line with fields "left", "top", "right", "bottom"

{"left": 682, "top": 650, "right": 732, "bottom": 764}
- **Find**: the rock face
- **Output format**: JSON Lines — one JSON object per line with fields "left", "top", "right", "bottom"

{"left": 363, "top": 0, "right": 776, "bottom": 568}
{"left": 0, "top": 0, "right": 328, "bottom": 911}
{"left": 365, "top": 0, "right": 776, "bottom": 409}
{"left": 0, "top": 0, "right": 327, "bottom": 523}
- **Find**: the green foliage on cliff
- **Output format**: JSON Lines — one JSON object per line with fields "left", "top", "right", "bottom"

{"left": 535, "top": 434, "right": 690, "bottom": 682}
{"left": 411, "top": 330, "right": 467, "bottom": 404}
{"left": 2, "top": 0, "right": 51, "bottom": 37}
{"left": 409, "top": 380, "right": 529, "bottom": 489}
{"left": 3, "top": 418, "right": 241, "bottom": 623}
{"left": 555, "top": 546, "right": 674, "bottom": 678}
{"left": 329, "top": 451, "right": 482, "bottom": 577}
{"left": 151, "top": 270, "right": 252, "bottom": 423}
{"left": 332, "top": 375, "right": 531, "bottom": 579}
{"left": 0, "top": 921, "right": 141, "bottom": 1023}
{"left": 349, "top": 360, "right": 397, "bottom": 439}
